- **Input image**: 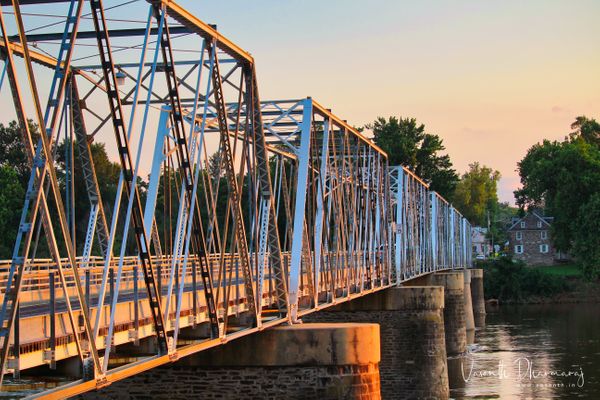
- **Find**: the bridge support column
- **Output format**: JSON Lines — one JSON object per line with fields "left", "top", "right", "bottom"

{"left": 463, "top": 269, "right": 475, "bottom": 344}
{"left": 78, "top": 323, "right": 381, "bottom": 400}
{"left": 304, "top": 287, "right": 449, "bottom": 400}
{"left": 470, "top": 269, "right": 486, "bottom": 327}
{"left": 431, "top": 272, "right": 467, "bottom": 356}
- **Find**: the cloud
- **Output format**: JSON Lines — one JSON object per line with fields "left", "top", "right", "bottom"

{"left": 551, "top": 106, "right": 570, "bottom": 114}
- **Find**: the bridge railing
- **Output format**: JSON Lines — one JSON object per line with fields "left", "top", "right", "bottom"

{"left": 389, "top": 166, "right": 472, "bottom": 281}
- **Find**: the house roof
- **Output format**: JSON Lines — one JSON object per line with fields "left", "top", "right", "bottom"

{"left": 508, "top": 211, "right": 552, "bottom": 231}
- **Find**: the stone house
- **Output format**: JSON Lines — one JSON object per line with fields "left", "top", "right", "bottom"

{"left": 471, "top": 227, "right": 490, "bottom": 259}
{"left": 507, "top": 211, "right": 564, "bottom": 265}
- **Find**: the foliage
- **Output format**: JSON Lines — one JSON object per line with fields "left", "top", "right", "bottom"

{"left": 572, "top": 193, "right": 600, "bottom": 278}
{"left": 493, "top": 202, "right": 518, "bottom": 248}
{"left": 0, "top": 120, "right": 39, "bottom": 185}
{"left": 480, "top": 257, "right": 571, "bottom": 302}
{"left": 54, "top": 140, "right": 122, "bottom": 254}
{"left": 514, "top": 138, "right": 600, "bottom": 251}
{"left": 452, "top": 162, "right": 501, "bottom": 226}
{"left": 0, "top": 166, "right": 26, "bottom": 258}
{"left": 366, "top": 116, "right": 459, "bottom": 199}
{"left": 569, "top": 116, "right": 600, "bottom": 146}
{"left": 514, "top": 116, "right": 600, "bottom": 275}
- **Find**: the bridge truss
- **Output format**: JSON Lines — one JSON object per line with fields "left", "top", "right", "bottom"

{"left": 0, "top": 1, "right": 472, "bottom": 398}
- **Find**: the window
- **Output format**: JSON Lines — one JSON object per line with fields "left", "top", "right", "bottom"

{"left": 516, "top": 232, "right": 522, "bottom": 240}
{"left": 537, "top": 221, "right": 542, "bottom": 228}
{"left": 520, "top": 221, "right": 526, "bottom": 228}
{"left": 515, "top": 245, "right": 523, "bottom": 254}
{"left": 540, "top": 244, "right": 549, "bottom": 254}
{"left": 541, "top": 231, "right": 547, "bottom": 240}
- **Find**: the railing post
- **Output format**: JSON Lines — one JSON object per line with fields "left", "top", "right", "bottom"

{"left": 85, "top": 269, "right": 90, "bottom": 316}
{"left": 109, "top": 268, "right": 114, "bottom": 309}
{"left": 191, "top": 260, "right": 197, "bottom": 325}
{"left": 49, "top": 272, "right": 56, "bottom": 370}
{"left": 157, "top": 265, "right": 162, "bottom": 300}
{"left": 13, "top": 300, "right": 20, "bottom": 379}
{"left": 133, "top": 265, "right": 139, "bottom": 345}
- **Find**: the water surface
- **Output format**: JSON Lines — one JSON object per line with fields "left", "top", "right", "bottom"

{"left": 449, "top": 303, "right": 600, "bottom": 399}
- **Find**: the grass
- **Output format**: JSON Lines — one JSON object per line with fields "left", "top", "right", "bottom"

{"left": 531, "top": 263, "right": 583, "bottom": 278}
{"left": 479, "top": 257, "right": 573, "bottom": 302}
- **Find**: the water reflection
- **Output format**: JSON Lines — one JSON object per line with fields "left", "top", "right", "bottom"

{"left": 449, "top": 303, "right": 600, "bottom": 399}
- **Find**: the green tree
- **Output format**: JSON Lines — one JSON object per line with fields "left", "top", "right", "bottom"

{"left": 0, "top": 120, "right": 39, "bottom": 185}
{"left": 452, "top": 162, "right": 501, "bottom": 226}
{"left": 494, "top": 202, "right": 518, "bottom": 248}
{"left": 515, "top": 116, "right": 600, "bottom": 276}
{"left": 367, "top": 116, "right": 458, "bottom": 199}
{"left": 515, "top": 138, "right": 600, "bottom": 253}
{"left": 0, "top": 166, "right": 26, "bottom": 258}
{"left": 569, "top": 116, "right": 600, "bottom": 146}
{"left": 573, "top": 193, "right": 600, "bottom": 277}
{"left": 54, "top": 140, "right": 122, "bottom": 254}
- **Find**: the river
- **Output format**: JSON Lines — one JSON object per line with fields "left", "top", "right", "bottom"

{"left": 448, "top": 303, "right": 600, "bottom": 399}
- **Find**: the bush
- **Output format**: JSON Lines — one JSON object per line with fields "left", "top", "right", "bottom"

{"left": 480, "top": 256, "right": 571, "bottom": 302}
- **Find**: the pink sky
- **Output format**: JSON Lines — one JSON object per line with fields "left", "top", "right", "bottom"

{"left": 189, "top": 0, "right": 600, "bottom": 204}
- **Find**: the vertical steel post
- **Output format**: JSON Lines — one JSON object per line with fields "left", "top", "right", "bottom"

{"left": 394, "top": 168, "right": 404, "bottom": 281}
{"left": 313, "top": 116, "right": 330, "bottom": 305}
{"left": 430, "top": 192, "right": 438, "bottom": 270}
{"left": 288, "top": 98, "right": 313, "bottom": 321}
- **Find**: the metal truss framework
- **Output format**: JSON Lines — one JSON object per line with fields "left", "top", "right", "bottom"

{"left": 0, "top": 1, "right": 472, "bottom": 398}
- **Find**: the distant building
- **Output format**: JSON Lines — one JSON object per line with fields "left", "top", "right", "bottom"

{"left": 472, "top": 227, "right": 491, "bottom": 259}
{"left": 507, "top": 211, "right": 567, "bottom": 265}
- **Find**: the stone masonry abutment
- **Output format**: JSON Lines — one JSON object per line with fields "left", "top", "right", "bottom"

{"left": 77, "top": 323, "right": 381, "bottom": 400}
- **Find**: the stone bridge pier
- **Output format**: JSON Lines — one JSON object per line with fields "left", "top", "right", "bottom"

{"left": 470, "top": 269, "right": 486, "bottom": 327}
{"left": 304, "top": 287, "right": 449, "bottom": 400}
{"left": 427, "top": 272, "right": 468, "bottom": 356}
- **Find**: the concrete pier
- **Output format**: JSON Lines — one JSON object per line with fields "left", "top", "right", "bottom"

{"left": 79, "top": 323, "right": 381, "bottom": 400}
{"left": 470, "top": 269, "right": 486, "bottom": 327}
{"left": 431, "top": 272, "right": 467, "bottom": 356}
{"left": 304, "top": 287, "right": 450, "bottom": 400}
{"left": 463, "top": 269, "right": 475, "bottom": 344}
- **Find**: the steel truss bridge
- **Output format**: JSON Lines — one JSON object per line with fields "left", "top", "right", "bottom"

{"left": 0, "top": 1, "right": 472, "bottom": 398}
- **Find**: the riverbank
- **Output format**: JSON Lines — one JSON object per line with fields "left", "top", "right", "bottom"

{"left": 478, "top": 257, "right": 600, "bottom": 305}
{"left": 491, "top": 278, "right": 600, "bottom": 305}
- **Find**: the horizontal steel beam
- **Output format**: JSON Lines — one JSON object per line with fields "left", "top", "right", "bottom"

{"left": 0, "top": 40, "right": 104, "bottom": 89}
{"left": 9, "top": 26, "right": 192, "bottom": 42}
{"left": 0, "top": 0, "right": 70, "bottom": 5}
{"left": 312, "top": 99, "right": 388, "bottom": 157}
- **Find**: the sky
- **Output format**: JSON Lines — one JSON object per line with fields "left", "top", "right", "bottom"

{"left": 2, "top": 0, "right": 599, "bottom": 204}
{"left": 182, "top": 0, "right": 600, "bottom": 204}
